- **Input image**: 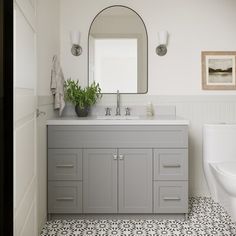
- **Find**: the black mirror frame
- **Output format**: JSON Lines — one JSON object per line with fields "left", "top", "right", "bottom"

{"left": 88, "top": 5, "right": 148, "bottom": 94}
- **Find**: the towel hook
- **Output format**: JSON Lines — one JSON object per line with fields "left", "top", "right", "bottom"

{"left": 36, "top": 109, "right": 46, "bottom": 118}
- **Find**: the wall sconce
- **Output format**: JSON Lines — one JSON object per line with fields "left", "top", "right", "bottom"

{"left": 70, "top": 30, "right": 82, "bottom": 56}
{"left": 156, "top": 31, "right": 168, "bottom": 56}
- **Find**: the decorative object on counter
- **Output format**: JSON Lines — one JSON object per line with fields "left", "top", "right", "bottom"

{"left": 70, "top": 30, "right": 82, "bottom": 56}
{"left": 202, "top": 51, "right": 236, "bottom": 90}
{"left": 156, "top": 31, "right": 168, "bottom": 56}
{"left": 146, "top": 102, "right": 154, "bottom": 116}
{"left": 64, "top": 79, "right": 102, "bottom": 117}
{"left": 50, "top": 55, "right": 65, "bottom": 116}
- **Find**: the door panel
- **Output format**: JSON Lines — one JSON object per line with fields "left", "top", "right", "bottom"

{"left": 83, "top": 149, "right": 117, "bottom": 213}
{"left": 14, "top": 0, "right": 37, "bottom": 235}
{"left": 118, "top": 149, "right": 152, "bottom": 213}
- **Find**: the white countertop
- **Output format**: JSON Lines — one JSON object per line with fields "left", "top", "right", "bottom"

{"left": 47, "top": 115, "right": 189, "bottom": 125}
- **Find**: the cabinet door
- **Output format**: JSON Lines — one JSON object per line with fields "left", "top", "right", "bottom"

{"left": 83, "top": 149, "right": 117, "bottom": 213}
{"left": 118, "top": 149, "right": 152, "bottom": 213}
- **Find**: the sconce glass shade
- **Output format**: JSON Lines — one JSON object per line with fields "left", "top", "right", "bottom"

{"left": 70, "top": 30, "right": 81, "bottom": 45}
{"left": 158, "top": 30, "right": 168, "bottom": 45}
{"left": 70, "top": 30, "right": 82, "bottom": 56}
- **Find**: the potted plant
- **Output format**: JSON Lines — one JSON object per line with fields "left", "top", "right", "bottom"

{"left": 64, "top": 79, "right": 102, "bottom": 117}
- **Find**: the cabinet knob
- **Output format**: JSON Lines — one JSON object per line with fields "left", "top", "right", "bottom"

{"left": 119, "top": 154, "right": 124, "bottom": 160}
{"left": 113, "top": 154, "right": 117, "bottom": 160}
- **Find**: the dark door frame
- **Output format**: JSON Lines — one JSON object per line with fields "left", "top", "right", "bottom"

{"left": 0, "top": 0, "right": 13, "bottom": 235}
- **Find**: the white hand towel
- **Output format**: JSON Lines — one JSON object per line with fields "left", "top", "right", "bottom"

{"left": 50, "top": 55, "right": 65, "bottom": 116}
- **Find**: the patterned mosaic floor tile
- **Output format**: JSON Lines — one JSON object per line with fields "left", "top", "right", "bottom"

{"left": 41, "top": 197, "right": 236, "bottom": 236}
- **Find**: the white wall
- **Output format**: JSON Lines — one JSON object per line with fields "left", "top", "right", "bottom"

{"left": 60, "top": 0, "right": 236, "bottom": 95}
{"left": 37, "top": 0, "right": 60, "bottom": 96}
{"left": 37, "top": 0, "right": 60, "bottom": 231}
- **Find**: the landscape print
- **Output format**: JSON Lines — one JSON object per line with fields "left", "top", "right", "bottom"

{"left": 202, "top": 51, "right": 236, "bottom": 90}
{"left": 208, "top": 58, "right": 233, "bottom": 83}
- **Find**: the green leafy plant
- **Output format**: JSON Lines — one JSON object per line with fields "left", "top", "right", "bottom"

{"left": 64, "top": 79, "right": 102, "bottom": 109}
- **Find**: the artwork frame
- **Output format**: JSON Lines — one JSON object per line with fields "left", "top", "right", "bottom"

{"left": 202, "top": 51, "right": 236, "bottom": 90}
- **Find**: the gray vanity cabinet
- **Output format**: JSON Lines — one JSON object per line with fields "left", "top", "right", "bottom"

{"left": 47, "top": 125, "right": 188, "bottom": 215}
{"left": 83, "top": 149, "right": 117, "bottom": 213}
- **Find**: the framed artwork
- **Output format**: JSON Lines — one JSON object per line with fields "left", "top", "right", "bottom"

{"left": 202, "top": 51, "right": 236, "bottom": 90}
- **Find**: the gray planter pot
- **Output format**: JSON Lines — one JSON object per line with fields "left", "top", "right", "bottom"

{"left": 75, "top": 105, "right": 90, "bottom": 117}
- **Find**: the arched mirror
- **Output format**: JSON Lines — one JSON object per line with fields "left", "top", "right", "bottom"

{"left": 88, "top": 5, "right": 148, "bottom": 94}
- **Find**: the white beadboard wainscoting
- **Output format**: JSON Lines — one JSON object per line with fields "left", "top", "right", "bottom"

{"left": 37, "top": 96, "right": 56, "bottom": 232}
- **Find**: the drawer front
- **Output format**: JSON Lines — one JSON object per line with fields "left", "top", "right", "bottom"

{"left": 154, "top": 149, "right": 188, "bottom": 180}
{"left": 154, "top": 181, "right": 188, "bottom": 213}
{"left": 48, "top": 181, "right": 82, "bottom": 213}
{"left": 48, "top": 149, "right": 82, "bottom": 180}
{"left": 48, "top": 125, "right": 188, "bottom": 149}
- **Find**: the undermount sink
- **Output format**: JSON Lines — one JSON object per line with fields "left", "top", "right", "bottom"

{"left": 96, "top": 115, "right": 140, "bottom": 120}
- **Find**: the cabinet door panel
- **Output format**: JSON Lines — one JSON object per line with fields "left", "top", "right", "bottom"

{"left": 83, "top": 149, "right": 117, "bottom": 213}
{"left": 119, "top": 149, "right": 152, "bottom": 213}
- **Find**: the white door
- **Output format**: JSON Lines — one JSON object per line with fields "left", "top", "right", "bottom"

{"left": 14, "top": 0, "right": 38, "bottom": 235}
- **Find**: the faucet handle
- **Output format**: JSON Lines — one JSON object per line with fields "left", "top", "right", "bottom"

{"left": 125, "top": 107, "right": 131, "bottom": 116}
{"left": 105, "top": 107, "right": 111, "bottom": 116}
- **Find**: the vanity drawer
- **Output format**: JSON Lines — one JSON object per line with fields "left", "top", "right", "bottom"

{"left": 48, "top": 149, "right": 82, "bottom": 180}
{"left": 154, "top": 149, "right": 188, "bottom": 180}
{"left": 48, "top": 125, "right": 188, "bottom": 148}
{"left": 154, "top": 181, "right": 188, "bottom": 213}
{"left": 48, "top": 181, "right": 82, "bottom": 213}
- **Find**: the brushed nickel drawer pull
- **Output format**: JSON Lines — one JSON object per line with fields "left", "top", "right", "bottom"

{"left": 163, "top": 164, "right": 181, "bottom": 168}
{"left": 56, "top": 165, "right": 74, "bottom": 168}
{"left": 163, "top": 197, "right": 181, "bottom": 201}
{"left": 56, "top": 197, "right": 74, "bottom": 201}
{"left": 119, "top": 154, "right": 124, "bottom": 160}
{"left": 113, "top": 154, "right": 117, "bottom": 160}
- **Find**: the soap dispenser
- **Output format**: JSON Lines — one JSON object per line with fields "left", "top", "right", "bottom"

{"left": 146, "top": 102, "right": 154, "bottom": 116}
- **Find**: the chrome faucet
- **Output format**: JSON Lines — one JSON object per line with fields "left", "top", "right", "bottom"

{"left": 115, "top": 90, "right": 121, "bottom": 116}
